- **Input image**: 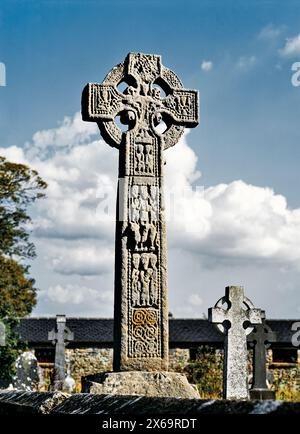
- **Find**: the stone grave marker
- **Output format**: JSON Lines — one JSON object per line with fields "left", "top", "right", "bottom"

{"left": 208, "top": 286, "right": 262, "bottom": 400}
{"left": 248, "top": 310, "right": 276, "bottom": 400}
{"left": 81, "top": 52, "right": 200, "bottom": 397}
{"left": 0, "top": 321, "right": 5, "bottom": 347}
{"left": 48, "top": 315, "right": 74, "bottom": 391}
{"left": 14, "top": 351, "right": 40, "bottom": 391}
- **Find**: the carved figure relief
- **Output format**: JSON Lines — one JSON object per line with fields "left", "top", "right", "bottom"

{"left": 129, "top": 184, "right": 159, "bottom": 252}
{"left": 130, "top": 252, "right": 159, "bottom": 309}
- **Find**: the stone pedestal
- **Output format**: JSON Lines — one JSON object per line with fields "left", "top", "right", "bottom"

{"left": 249, "top": 388, "right": 275, "bottom": 400}
{"left": 81, "top": 371, "right": 200, "bottom": 399}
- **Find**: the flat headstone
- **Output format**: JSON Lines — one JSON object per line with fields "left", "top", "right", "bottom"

{"left": 13, "top": 351, "right": 40, "bottom": 391}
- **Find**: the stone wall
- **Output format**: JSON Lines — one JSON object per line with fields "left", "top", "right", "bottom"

{"left": 35, "top": 346, "right": 299, "bottom": 399}
{"left": 65, "top": 348, "right": 113, "bottom": 392}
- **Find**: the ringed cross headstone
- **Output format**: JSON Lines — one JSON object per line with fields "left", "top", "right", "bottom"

{"left": 48, "top": 315, "right": 74, "bottom": 390}
{"left": 248, "top": 311, "right": 276, "bottom": 400}
{"left": 208, "top": 286, "right": 262, "bottom": 400}
{"left": 82, "top": 52, "right": 199, "bottom": 372}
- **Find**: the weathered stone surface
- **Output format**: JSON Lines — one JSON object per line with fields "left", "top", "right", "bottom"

{"left": 82, "top": 52, "right": 199, "bottom": 372}
{"left": 48, "top": 314, "right": 74, "bottom": 390}
{"left": 0, "top": 390, "right": 69, "bottom": 414}
{"left": 81, "top": 371, "right": 199, "bottom": 398}
{"left": 13, "top": 351, "right": 40, "bottom": 391}
{"left": 248, "top": 311, "right": 276, "bottom": 400}
{"left": 1, "top": 391, "right": 299, "bottom": 415}
{"left": 208, "top": 286, "right": 262, "bottom": 400}
{"left": 0, "top": 320, "right": 5, "bottom": 346}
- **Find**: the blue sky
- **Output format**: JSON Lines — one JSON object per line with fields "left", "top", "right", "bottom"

{"left": 1, "top": 1, "right": 300, "bottom": 204}
{"left": 1, "top": 1, "right": 300, "bottom": 318}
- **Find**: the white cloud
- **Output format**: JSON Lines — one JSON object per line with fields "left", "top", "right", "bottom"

{"left": 41, "top": 283, "right": 113, "bottom": 305}
{"left": 279, "top": 33, "right": 300, "bottom": 57}
{"left": 201, "top": 60, "right": 213, "bottom": 72}
{"left": 24, "top": 112, "right": 99, "bottom": 159}
{"left": 2, "top": 111, "right": 300, "bottom": 316}
{"left": 236, "top": 56, "right": 256, "bottom": 70}
{"left": 51, "top": 245, "right": 114, "bottom": 276}
{"left": 188, "top": 293, "right": 203, "bottom": 307}
{"left": 258, "top": 24, "right": 284, "bottom": 40}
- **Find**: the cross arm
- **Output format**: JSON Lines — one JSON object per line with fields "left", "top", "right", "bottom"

{"left": 247, "top": 308, "right": 262, "bottom": 325}
{"left": 161, "top": 89, "right": 199, "bottom": 127}
{"left": 208, "top": 307, "right": 227, "bottom": 325}
{"left": 64, "top": 327, "right": 74, "bottom": 342}
{"left": 82, "top": 83, "right": 125, "bottom": 122}
{"left": 48, "top": 329, "right": 57, "bottom": 343}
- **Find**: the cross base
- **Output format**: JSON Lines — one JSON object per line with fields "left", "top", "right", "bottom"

{"left": 249, "top": 388, "right": 276, "bottom": 400}
{"left": 81, "top": 371, "right": 200, "bottom": 399}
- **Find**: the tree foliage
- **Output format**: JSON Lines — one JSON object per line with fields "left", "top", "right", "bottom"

{"left": 0, "top": 255, "right": 37, "bottom": 318}
{"left": 0, "top": 156, "right": 47, "bottom": 259}
{"left": 0, "top": 156, "right": 47, "bottom": 383}
{"left": 0, "top": 251, "right": 39, "bottom": 382}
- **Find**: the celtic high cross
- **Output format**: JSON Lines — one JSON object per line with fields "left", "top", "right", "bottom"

{"left": 82, "top": 53, "right": 198, "bottom": 371}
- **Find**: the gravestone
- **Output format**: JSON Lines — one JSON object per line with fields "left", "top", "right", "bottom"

{"left": 0, "top": 321, "right": 5, "bottom": 347}
{"left": 14, "top": 351, "right": 40, "bottom": 391}
{"left": 48, "top": 315, "right": 74, "bottom": 391}
{"left": 208, "top": 286, "right": 262, "bottom": 400}
{"left": 81, "top": 52, "right": 199, "bottom": 397}
{"left": 248, "top": 311, "right": 276, "bottom": 400}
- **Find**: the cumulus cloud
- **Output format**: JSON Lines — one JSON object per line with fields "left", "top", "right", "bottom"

{"left": 279, "top": 33, "right": 300, "bottom": 57}
{"left": 201, "top": 60, "right": 213, "bottom": 72}
{"left": 3, "top": 113, "right": 300, "bottom": 270}
{"left": 41, "top": 283, "right": 113, "bottom": 305}
{"left": 2, "top": 111, "right": 300, "bottom": 316}
{"left": 51, "top": 245, "right": 114, "bottom": 276}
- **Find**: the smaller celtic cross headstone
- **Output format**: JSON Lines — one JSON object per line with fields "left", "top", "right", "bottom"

{"left": 208, "top": 286, "right": 262, "bottom": 400}
{"left": 248, "top": 311, "right": 276, "bottom": 400}
{"left": 48, "top": 315, "right": 74, "bottom": 390}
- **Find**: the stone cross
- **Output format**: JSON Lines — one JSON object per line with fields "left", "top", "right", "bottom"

{"left": 248, "top": 311, "right": 276, "bottom": 400}
{"left": 48, "top": 315, "right": 74, "bottom": 390}
{"left": 208, "top": 286, "right": 262, "bottom": 400}
{"left": 82, "top": 53, "right": 199, "bottom": 371}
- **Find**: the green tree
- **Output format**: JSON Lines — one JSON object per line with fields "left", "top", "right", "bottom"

{"left": 0, "top": 156, "right": 47, "bottom": 259}
{"left": 0, "top": 255, "right": 38, "bottom": 382}
{"left": 0, "top": 156, "right": 47, "bottom": 383}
